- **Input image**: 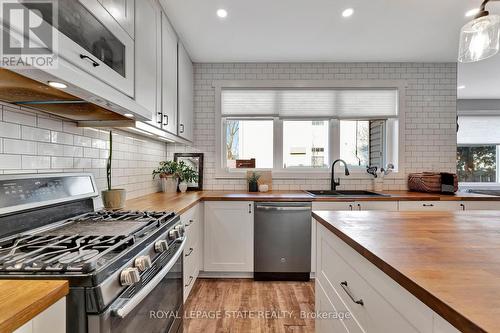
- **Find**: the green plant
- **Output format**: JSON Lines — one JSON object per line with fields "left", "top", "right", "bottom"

{"left": 106, "top": 131, "right": 112, "bottom": 191}
{"left": 247, "top": 172, "right": 261, "bottom": 184}
{"left": 152, "top": 160, "right": 181, "bottom": 179}
{"left": 178, "top": 161, "right": 198, "bottom": 183}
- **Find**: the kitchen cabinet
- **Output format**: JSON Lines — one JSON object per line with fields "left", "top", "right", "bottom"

{"left": 177, "top": 42, "right": 194, "bottom": 141}
{"left": 315, "top": 221, "right": 457, "bottom": 333}
{"left": 398, "top": 201, "right": 463, "bottom": 211}
{"left": 13, "top": 298, "right": 66, "bottom": 333}
{"left": 134, "top": 0, "right": 161, "bottom": 121}
{"left": 100, "top": 0, "right": 135, "bottom": 38}
{"left": 19, "top": 0, "right": 135, "bottom": 96}
{"left": 160, "top": 12, "right": 178, "bottom": 134}
{"left": 182, "top": 204, "right": 203, "bottom": 302}
{"left": 312, "top": 201, "right": 398, "bottom": 211}
{"left": 460, "top": 201, "right": 500, "bottom": 210}
{"left": 204, "top": 201, "right": 254, "bottom": 272}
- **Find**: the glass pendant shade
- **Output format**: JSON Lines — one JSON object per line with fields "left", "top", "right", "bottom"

{"left": 458, "top": 14, "right": 500, "bottom": 63}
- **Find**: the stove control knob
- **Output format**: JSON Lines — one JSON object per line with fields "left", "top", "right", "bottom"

{"left": 134, "top": 255, "right": 152, "bottom": 272}
{"left": 120, "top": 267, "right": 141, "bottom": 286}
{"left": 169, "top": 229, "right": 180, "bottom": 240}
{"left": 175, "top": 225, "right": 185, "bottom": 236}
{"left": 154, "top": 240, "right": 169, "bottom": 253}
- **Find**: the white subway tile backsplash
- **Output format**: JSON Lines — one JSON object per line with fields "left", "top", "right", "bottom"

{"left": 21, "top": 126, "right": 51, "bottom": 142}
{"left": 22, "top": 156, "right": 50, "bottom": 169}
{"left": 3, "top": 109, "right": 36, "bottom": 127}
{"left": 51, "top": 131, "right": 74, "bottom": 145}
{"left": 37, "top": 142, "right": 64, "bottom": 156}
{"left": 3, "top": 139, "right": 36, "bottom": 154}
{"left": 51, "top": 156, "right": 74, "bottom": 169}
{"left": 0, "top": 122, "right": 21, "bottom": 139}
{"left": 74, "top": 135, "right": 92, "bottom": 147}
{"left": 84, "top": 147, "right": 100, "bottom": 158}
{"left": 0, "top": 154, "right": 21, "bottom": 169}
{"left": 38, "top": 117, "right": 63, "bottom": 131}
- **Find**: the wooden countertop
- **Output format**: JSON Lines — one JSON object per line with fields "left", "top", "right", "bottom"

{"left": 0, "top": 280, "right": 68, "bottom": 332}
{"left": 124, "top": 190, "right": 500, "bottom": 214}
{"left": 312, "top": 210, "right": 500, "bottom": 333}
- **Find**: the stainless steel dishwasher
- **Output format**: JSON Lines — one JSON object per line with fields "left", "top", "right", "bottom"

{"left": 254, "top": 202, "right": 312, "bottom": 281}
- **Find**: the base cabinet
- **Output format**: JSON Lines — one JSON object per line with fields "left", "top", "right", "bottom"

{"left": 204, "top": 201, "right": 254, "bottom": 272}
{"left": 315, "top": 220, "right": 459, "bottom": 333}
{"left": 14, "top": 298, "right": 66, "bottom": 333}
{"left": 182, "top": 204, "right": 202, "bottom": 302}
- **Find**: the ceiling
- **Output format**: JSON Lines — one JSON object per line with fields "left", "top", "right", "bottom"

{"left": 162, "top": 0, "right": 500, "bottom": 99}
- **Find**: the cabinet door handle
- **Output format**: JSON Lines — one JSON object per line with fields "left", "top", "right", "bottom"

{"left": 163, "top": 114, "right": 169, "bottom": 126}
{"left": 248, "top": 203, "right": 252, "bottom": 214}
{"left": 79, "top": 54, "right": 100, "bottom": 67}
{"left": 357, "top": 203, "right": 361, "bottom": 211}
{"left": 422, "top": 204, "right": 434, "bottom": 207}
{"left": 460, "top": 203, "right": 465, "bottom": 211}
{"left": 184, "top": 275, "right": 194, "bottom": 287}
{"left": 185, "top": 247, "right": 194, "bottom": 257}
{"left": 179, "top": 124, "right": 185, "bottom": 133}
{"left": 348, "top": 204, "right": 353, "bottom": 211}
{"left": 157, "top": 112, "right": 162, "bottom": 124}
{"left": 185, "top": 219, "right": 194, "bottom": 227}
{"left": 340, "top": 281, "right": 364, "bottom": 306}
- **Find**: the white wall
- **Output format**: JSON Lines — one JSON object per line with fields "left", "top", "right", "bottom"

{"left": 168, "top": 62, "right": 457, "bottom": 191}
{"left": 0, "top": 102, "right": 167, "bottom": 199}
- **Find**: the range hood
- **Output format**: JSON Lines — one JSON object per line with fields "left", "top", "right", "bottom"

{"left": 0, "top": 69, "right": 190, "bottom": 143}
{"left": 0, "top": 69, "right": 132, "bottom": 123}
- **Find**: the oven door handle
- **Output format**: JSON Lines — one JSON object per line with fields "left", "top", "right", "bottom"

{"left": 111, "top": 236, "right": 186, "bottom": 319}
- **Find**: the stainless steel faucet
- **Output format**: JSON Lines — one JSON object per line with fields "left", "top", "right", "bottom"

{"left": 331, "top": 159, "right": 350, "bottom": 191}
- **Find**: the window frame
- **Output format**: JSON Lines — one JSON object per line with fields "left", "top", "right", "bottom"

{"left": 215, "top": 80, "right": 406, "bottom": 179}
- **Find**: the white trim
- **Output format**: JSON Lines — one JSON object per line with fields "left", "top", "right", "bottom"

{"left": 214, "top": 80, "right": 407, "bottom": 179}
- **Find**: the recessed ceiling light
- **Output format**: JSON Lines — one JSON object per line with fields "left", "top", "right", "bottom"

{"left": 457, "top": 85, "right": 466, "bottom": 90}
{"left": 217, "top": 9, "right": 228, "bottom": 18}
{"left": 342, "top": 8, "right": 354, "bottom": 18}
{"left": 465, "top": 8, "right": 479, "bottom": 17}
{"left": 48, "top": 81, "right": 67, "bottom": 89}
{"left": 124, "top": 113, "right": 134, "bottom": 118}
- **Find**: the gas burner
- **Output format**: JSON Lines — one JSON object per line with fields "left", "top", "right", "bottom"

{"left": 0, "top": 234, "right": 133, "bottom": 272}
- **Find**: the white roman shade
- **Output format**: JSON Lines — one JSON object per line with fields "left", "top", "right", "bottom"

{"left": 458, "top": 116, "right": 500, "bottom": 145}
{"left": 221, "top": 88, "right": 398, "bottom": 119}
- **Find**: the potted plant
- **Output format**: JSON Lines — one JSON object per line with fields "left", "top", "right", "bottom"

{"left": 177, "top": 161, "right": 198, "bottom": 193}
{"left": 247, "top": 172, "right": 261, "bottom": 192}
{"left": 153, "top": 160, "right": 180, "bottom": 193}
{"left": 101, "top": 131, "right": 126, "bottom": 209}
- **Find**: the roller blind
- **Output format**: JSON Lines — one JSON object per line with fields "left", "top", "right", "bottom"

{"left": 458, "top": 116, "right": 500, "bottom": 145}
{"left": 221, "top": 89, "right": 398, "bottom": 118}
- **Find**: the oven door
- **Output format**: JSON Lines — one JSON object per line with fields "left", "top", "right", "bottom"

{"left": 88, "top": 238, "right": 185, "bottom": 333}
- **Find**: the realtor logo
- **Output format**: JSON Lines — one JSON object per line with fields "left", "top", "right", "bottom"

{"left": 0, "top": 0, "right": 58, "bottom": 69}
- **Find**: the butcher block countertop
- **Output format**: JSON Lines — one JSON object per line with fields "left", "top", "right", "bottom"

{"left": 124, "top": 190, "right": 500, "bottom": 214}
{"left": 313, "top": 210, "right": 500, "bottom": 333}
{"left": 0, "top": 280, "right": 68, "bottom": 332}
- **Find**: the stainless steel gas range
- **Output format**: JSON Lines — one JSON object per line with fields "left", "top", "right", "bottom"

{"left": 0, "top": 173, "right": 185, "bottom": 333}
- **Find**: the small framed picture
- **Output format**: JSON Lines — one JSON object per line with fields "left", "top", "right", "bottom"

{"left": 173, "top": 153, "right": 204, "bottom": 191}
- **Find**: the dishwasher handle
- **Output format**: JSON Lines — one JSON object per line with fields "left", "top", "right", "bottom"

{"left": 255, "top": 205, "right": 311, "bottom": 212}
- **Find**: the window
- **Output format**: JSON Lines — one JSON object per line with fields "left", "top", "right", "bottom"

{"left": 457, "top": 115, "right": 500, "bottom": 183}
{"left": 283, "top": 120, "right": 329, "bottom": 168}
{"left": 218, "top": 85, "right": 401, "bottom": 174}
{"left": 225, "top": 119, "right": 273, "bottom": 169}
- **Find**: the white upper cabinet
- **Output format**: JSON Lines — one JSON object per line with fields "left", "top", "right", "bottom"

{"left": 204, "top": 202, "right": 254, "bottom": 272}
{"left": 100, "top": 0, "right": 135, "bottom": 38}
{"left": 177, "top": 42, "right": 194, "bottom": 141}
{"left": 134, "top": 0, "right": 161, "bottom": 123}
{"left": 161, "top": 12, "right": 178, "bottom": 134}
{"left": 53, "top": 0, "right": 135, "bottom": 96}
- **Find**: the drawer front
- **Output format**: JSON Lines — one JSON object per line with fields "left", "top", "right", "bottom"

{"left": 317, "top": 224, "right": 426, "bottom": 333}
{"left": 462, "top": 201, "right": 500, "bottom": 210}
{"left": 398, "top": 201, "right": 461, "bottom": 211}
{"left": 356, "top": 201, "right": 399, "bottom": 211}
{"left": 183, "top": 243, "right": 200, "bottom": 301}
{"left": 313, "top": 202, "right": 356, "bottom": 211}
{"left": 315, "top": 279, "right": 350, "bottom": 333}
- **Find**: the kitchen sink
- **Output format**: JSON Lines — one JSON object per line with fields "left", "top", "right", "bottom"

{"left": 306, "top": 190, "right": 391, "bottom": 198}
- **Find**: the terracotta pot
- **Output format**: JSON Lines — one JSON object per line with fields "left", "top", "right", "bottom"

{"left": 161, "top": 176, "right": 178, "bottom": 193}
{"left": 179, "top": 181, "right": 188, "bottom": 193}
{"left": 101, "top": 189, "right": 126, "bottom": 210}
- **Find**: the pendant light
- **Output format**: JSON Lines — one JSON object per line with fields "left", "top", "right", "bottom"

{"left": 458, "top": 0, "right": 500, "bottom": 63}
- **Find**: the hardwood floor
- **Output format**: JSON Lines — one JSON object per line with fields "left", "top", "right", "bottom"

{"left": 184, "top": 279, "right": 315, "bottom": 333}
